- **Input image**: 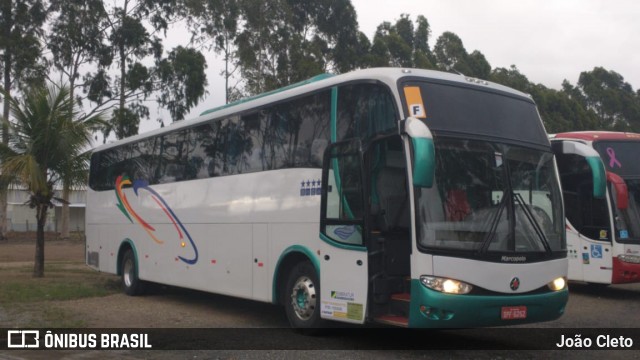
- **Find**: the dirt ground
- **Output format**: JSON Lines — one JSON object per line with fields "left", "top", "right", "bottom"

{"left": 0, "top": 234, "right": 85, "bottom": 263}
{"left": 2, "top": 236, "right": 639, "bottom": 359}
{"left": 0, "top": 236, "right": 288, "bottom": 329}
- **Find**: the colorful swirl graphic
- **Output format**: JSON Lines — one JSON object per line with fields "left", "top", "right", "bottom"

{"left": 115, "top": 175, "right": 199, "bottom": 265}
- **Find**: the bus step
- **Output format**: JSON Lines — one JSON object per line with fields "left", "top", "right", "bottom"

{"left": 391, "top": 293, "right": 410, "bottom": 302}
{"left": 374, "top": 314, "right": 409, "bottom": 328}
{"left": 389, "top": 293, "right": 410, "bottom": 317}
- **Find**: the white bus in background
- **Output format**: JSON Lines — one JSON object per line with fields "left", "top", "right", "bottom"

{"left": 86, "top": 68, "right": 568, "bottom": 329}
{"left": 551, "top": 131, "right": 640, "bottom": 285}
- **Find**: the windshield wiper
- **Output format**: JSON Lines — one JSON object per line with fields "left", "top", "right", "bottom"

{"left": 479, "top": 193, "right": 507, "bottom": 253}
{"left": 513, "top": 193, "right": 551, "bottom": 253}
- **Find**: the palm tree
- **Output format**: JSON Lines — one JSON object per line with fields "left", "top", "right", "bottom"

{"left": 0, "top": 85, "right": 97, "bottom": 277}
{"left": 59, "top": 100, "right": 104, "bottom": 241}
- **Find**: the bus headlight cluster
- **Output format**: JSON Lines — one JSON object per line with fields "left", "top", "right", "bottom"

{"left": 547, "top": 277, "right": 566, "bottom": 291}
{"left": 618, "top": 254, "right": 640, "bottom": 264}
{"left": 420, "top": 276, "right": 473, "bottom": 294}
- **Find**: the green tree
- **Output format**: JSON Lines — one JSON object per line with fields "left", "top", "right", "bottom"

{"left": 0, "top": 85, "right": 96, "bottom": 277}
{"left": 156, "top": 46, "right": 208, "bottom": 121}
{"left": 48, "top": 0, "right": 110, "bottom": 240}
{"left": 0, "top": 0, "right": 48, "bottom": 240}
{"left": 48, "top": 0, "right": 110, "bottom": 107}
{"left": 319, "top": 0, "right": 364, "bottom": 73}
{"left": 235, "top": 0, "right": 359, "bottom": 95}
{"left": 374, "top": 19, "right": 413, "bottom": 67}
{"left": 432, "top": 31, "right": 491, "bottom": 79}
{"left": 466, "top": 50, "right": 491, "bottom": 80}
{"left": 530, "top": 84, "right": 599, "bottom": 133}
{"left": 490, "top": 65, "right": 531, "bottom": 93}
{"left": 184, "top": 0, "right": 239, "bottom": 103}
{"left": 569, "top": 67, "right": 640, "bottom": 131}
{"left": 413, "top": 15, "right": 434, "bottom": 68}
{"left": 367, "top": 14, "right": 435, "bottom": 69}
{"left": 85, "top": 0, "right": 207, "bottom": 140}
{"left": 433, "top": 31, "right": 470, "bottom": 73}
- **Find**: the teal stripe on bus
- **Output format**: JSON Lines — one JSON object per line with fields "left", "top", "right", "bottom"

{"left": 200, "top": 74, "right": 334, "bottom": 117}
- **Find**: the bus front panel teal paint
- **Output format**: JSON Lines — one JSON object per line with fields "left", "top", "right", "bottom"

{"left": 407, "top": 280, "right": 568, "bottom": 328}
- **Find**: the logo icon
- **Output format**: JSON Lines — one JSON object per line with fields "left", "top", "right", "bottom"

{"left": 509, "top": 277, "right": 521, "bottom": 291}
{"left": 591, "top": 244, "right": 603, "bottom": 259}
{"left": 7, "top": 330, "right": 40, "bottom": 348}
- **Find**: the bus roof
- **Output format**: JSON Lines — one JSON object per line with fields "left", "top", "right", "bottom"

{"left": 553, "top": 131, "right": 640, "bottom": 142}
{"left": 91, "top": 67, "right": 532, "bottom": 153}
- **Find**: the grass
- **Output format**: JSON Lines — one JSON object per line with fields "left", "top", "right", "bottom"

{"left": 0, "top": 278, "right": 119, "bottom": 303}
{"left": 0, "top": 262, "right": 121, "bottom": 327}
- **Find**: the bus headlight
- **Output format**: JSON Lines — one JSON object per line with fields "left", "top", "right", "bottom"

{"left": 618, "top": 254, "right": 640, "bottom": 264}
{"left": 420, "top": 276, "right": 473, "bottom": 294}
{"left": 547, "top": 277, "right": 566, "bottom": 291}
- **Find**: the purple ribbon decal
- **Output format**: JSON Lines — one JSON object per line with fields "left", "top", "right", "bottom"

{"left": 607, "top": 147, "right": 622, "bottom": 168}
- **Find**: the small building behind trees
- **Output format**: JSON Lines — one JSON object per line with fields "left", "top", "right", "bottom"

{"left": 6, "top": 187, "right": 86, "bottom": 233}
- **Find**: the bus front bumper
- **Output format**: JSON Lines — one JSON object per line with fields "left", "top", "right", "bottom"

{"left": 407, "top": 279, "right": 568, "bottom": 328}
{"left": 612, "top": 257, "right": 640, "bottom": 284}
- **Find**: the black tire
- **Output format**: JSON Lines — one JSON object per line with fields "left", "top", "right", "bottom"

{"left": 284, "top": 261, "right": 326, "bottom": 331}
{"left": 121, "top": 249, "right": 146, "bottom": 296}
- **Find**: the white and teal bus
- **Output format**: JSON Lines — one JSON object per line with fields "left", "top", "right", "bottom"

{"left": 551, "top": 131, "right": 640, "bottom": 285}
{"left": 87, "top": 68, "right": 568, "bottom": 329}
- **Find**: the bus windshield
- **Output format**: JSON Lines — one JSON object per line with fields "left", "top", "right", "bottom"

{"left": 415, "top": 137, "right": 565, "bottom": 258}
{"left": 592, "top": 140, "right": 640, "bottom": 242}
{"left": 613, "top": 179, "right": 640, "bottom": 242}
{"left": 593, "top": 141, "right": 640, "bottom": 176}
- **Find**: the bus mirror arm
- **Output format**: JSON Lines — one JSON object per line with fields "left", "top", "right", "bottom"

{"left": 403, "top": 117, "right": 435, "bottom": 188}
{"left": 607, "top": 172, "right": 629, "bottom": 210}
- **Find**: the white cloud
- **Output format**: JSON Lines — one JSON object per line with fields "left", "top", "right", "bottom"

{"left": 351, "top": 0, "right": 640, "bottom": 89}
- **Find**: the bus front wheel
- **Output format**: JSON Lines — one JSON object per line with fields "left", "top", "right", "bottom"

{"left": 284, "top": 261, "right": 325, "bottom": 331}
{"left": 121, "top": 249, "right": 145, "bottom": 296}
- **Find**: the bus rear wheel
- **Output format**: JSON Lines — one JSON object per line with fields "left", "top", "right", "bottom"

{"left": 121, "top": 249, "right": 145, "bottom": 296}
{"left": 284, "top": 261, "right": 325, "bottom": 331}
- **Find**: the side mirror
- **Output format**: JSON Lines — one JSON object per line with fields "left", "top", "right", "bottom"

{"left": 403, "top": 117, "right": 435, "bottom": 188}
{"left": 607, "top": 172, "right": 629, "bottom": 210}
{"left": 552, "top": 141, "right": 606, "bottom": 199}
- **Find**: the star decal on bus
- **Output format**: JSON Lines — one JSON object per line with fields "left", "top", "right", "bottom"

{"left": 115, "top": 175, "right": 199, "bottom": 265}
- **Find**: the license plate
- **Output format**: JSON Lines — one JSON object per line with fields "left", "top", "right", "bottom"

{"left": 501, "top": 306, "right": 527, "bottom": 320}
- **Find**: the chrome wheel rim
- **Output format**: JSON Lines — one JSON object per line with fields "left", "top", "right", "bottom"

{"left": 290, "top": 275, "right": 316, "bottom": 321}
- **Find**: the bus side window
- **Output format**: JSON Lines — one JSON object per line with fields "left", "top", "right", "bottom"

{"left": 157, "top": 130, "right": 188, "bottom": 184}
{"left": 322, "top": 141, "right": 365, "bottom": 246}
{"left": 336, "top": 83, "right": 397, "bottom": 142}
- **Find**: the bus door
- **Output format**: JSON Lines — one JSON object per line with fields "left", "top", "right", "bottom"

{"left": 319, "top": 140, "right": 369, "bottom": 324}
{"left": 366, "top": 135, "right": 412, "bottom": 300}
{"left": 553, "top": 140, "right": 611, "bottom": 283}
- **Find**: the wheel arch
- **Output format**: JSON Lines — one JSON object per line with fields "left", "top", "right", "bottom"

{"left": 116, "top": 238, "right": 138, "bottom": 277}
{"left": 272, "top": 245, "right": 320, "bottom": 305}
